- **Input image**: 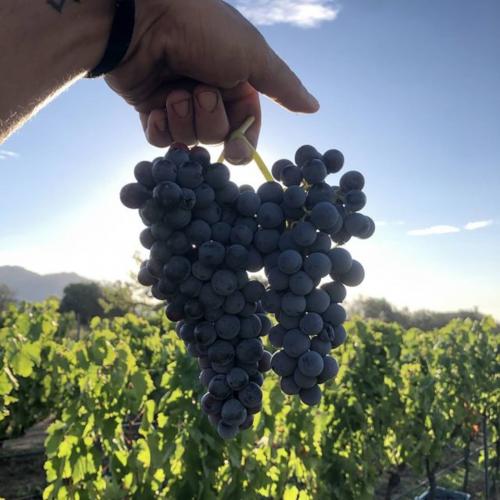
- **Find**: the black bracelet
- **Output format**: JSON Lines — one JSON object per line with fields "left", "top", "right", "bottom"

{"left": 86, "top": 0, "right": 136, "bottom": 78}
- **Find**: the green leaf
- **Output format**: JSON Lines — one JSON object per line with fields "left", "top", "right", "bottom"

{"left": 135, "top": 438, "right": 151, "bottom": 469}
{"left": 0, "top": 371, "right": 13, "bottom": 395}
{"left": 10, "top": 342, "right": 41, "bottom": 377}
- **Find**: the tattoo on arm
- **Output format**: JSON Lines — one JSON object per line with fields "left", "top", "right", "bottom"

{"left": 47, "top": 0, "right": 81, "bottom": 14}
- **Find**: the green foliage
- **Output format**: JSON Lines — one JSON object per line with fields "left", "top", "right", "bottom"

{"left": 350, "top": 296, "right": 490, "bottom": 331}
{"left": 0, "top": 300, "right": 64, "bottom": 436}
{"left": 0, "top": 302, "right": 498, "bottom": 499}
{"left": 0, "top": 283, "right": 15, "bottom": 313}
{"left": 99, "top": 281, "right": 139, "bottom": 318}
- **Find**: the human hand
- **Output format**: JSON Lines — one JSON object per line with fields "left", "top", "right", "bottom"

{"left": 105, "top": 0, "right": 319, "bottom": 164}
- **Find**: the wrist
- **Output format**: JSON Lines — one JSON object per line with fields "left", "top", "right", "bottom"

{"left": 68, "top": 0, "right": 116, "bottom": 74}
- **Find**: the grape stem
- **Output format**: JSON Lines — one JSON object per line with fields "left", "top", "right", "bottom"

{"left": 217, "top": 116, "right": 273, "bottom": 182}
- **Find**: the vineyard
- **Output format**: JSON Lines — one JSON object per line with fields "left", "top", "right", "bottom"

{"left": 0, "top": 300, "right": 498, "bottom": 499}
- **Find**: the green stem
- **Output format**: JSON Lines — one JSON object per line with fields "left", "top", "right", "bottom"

{"left": 217, "top": 116, "right": 273, "bottom": 182}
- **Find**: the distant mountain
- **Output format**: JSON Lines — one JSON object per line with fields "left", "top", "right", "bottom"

{"left": 0, "top": 266, "right": 90, "bottom": 302}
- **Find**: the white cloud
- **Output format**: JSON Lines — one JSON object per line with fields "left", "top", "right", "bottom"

{"left": 230, "top": 0, "right": 340, "bottom": 28}
{"left": 0, "top": 149, "right": 19, "bottom": 160}
{"left": 407, "top": 225, "right": 461, "bottom": 236}
{"left": 464, "top": 220, "right": 493, "bottom": 231}
{"left": 374, "top": 220, "right": 405, "bottom": 227}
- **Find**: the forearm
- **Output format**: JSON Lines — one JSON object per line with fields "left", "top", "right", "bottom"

{"left": 0, "top": 0, "right": 114, "bottom": 143}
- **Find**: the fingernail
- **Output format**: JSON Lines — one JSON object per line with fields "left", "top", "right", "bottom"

{"left": 225, "top": 138, "right": 252, "bottom": 164}
{"left": 197, "top": 91, "right": 218, "bottom": 112}
{"left": 172, "top": 99, "right": 190, "bottom": 118}
{"left": 307, "top": 92, "right": 320, "bottom": 111}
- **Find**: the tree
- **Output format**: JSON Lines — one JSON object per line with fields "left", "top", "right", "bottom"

{"left": 0, "top": 284, "right": 15, "bottom": 312}
{"left": 59, "top": 282, "right": 104, "bottom": 325}
{"left": 100, "top": 281, "right": 138, "bottom": 317}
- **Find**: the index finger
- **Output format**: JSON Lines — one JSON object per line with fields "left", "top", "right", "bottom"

{"left": 249, "top": 42, "right": 320, "bottom": 114}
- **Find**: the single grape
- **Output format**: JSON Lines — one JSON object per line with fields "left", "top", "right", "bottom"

{"left": 331, "top": 325, "right": 347, "bottom": 349}
{"left": 254, "top": 229, "right": 281, "bottom": 254}
{"left": 298, "top": 351, "right": 324, "bottom": 377}
{"left": 153, "top": 181, "right": 182, "bottom": 208}
{"left": 345, "top": 190, "right": 367, "bottom": 212}
{"left": 283, "top": 329, "right": 311, "bottom": 358}
{"left": 198, "top": 240, "right": 226, "bottom": 268}
{"left": 134, "top": 160, "right": 156, "bottom": 188}
{"left": 281, "top": 165, "right": 303, "bottom": 187}
{"left": 299, "top": 312, "right": 324, "bottom": 335}
{"left": 215, "top": 315, "right": 241, "bottom": 340}
{"left": 299, "top": 385, "right": 322, "bottom": 406}
{"left": 221, "top": 398, "right": 248, "bottom": 426}
{"left": 321, "top": 281, "right": 347, "bottom": 303}
{"left": 289, "top": 271, "right": 314, "bottom": 296}
{"left": 278, "top": 249, "right": 303, "bottom": 275}
{"left": 209, "top": 374, "right": 233, "bottom": 400}
{"left": 204, "top": 162, "right": 230, "bottom": 189}
{"left": 227, "top": 367, "right": 249, "bottom": 391}
{"left": 238, "top": 382, "right": 263, "bottom": 409}
{"left": 283, "top": 185, "right": 307, "bottom": 208}
{"left": 257, "top": 202, "right": 284, "bottom": 228}
{"left": 293, "top": 368, "right": 317, "bottom": 389}
{"left": 317, "top": 356, "right": 339, "bottom": 383}
{"left": 295, "top": 145, "right": 322, "bottom": 167}
{"left": 152, "top": 159, "right": 177, "bottom": 184}
{"left": 194, "top": 322, "right": 218, "bottom": 346}
{"left": 271, "top": 351, "right": 297, "bottom": 377}
{"left": 327, "top": 248, "right": 353, "bottom": 275}
{"left": 281, "top": 292, "right": 307, "bottom": 316}
{"left": 194, "top": 183, "right": 216, "bottom": 208}
{"left": 340, "top": 171, "right": 365, "bottom": 192}
{"left": 302, "top": 159, "right": 327, "bottom": 184}
{"left": 120, "top": 182, "right": 151, "bottom": 209}
{"left": 281, "top": 376, "right": 300, "bottom": 395}
{"left": 304, "top": 252, "right": 332, "bottom": 281}
{"left": 236, "top": 338, "right": 264, "bottom": 364}
{"left": 292, "top": 221, "right": 317, "bottom": 247}
{"left": 201, "top": 393, "right": 223, "bottom": 414}
{"left": 271, "top": 159, "right": 293, "bottom": 181}
{"left": 211, "top": 269, "right": 238, "bottom": 296}
{"left": 237, "top": 191, "right": 261, "bottom": 216}
{"left": 322, "top": 149, "right": 344, "bottom": 174}
{"left": 306, "top": 289, "right": 331, "bottom": 313}
{"left": 242, "top": 281, "right": 266, "bottom": 302}
{"left": 269, "top": 324, "right": 286, "bottom": 347}
{"left": 257, "top": 181, "right": 284, "bottom": 204}
{"left": 217, "top": 421, "right": 239, "bottom": 439}
{"left": 310, "top": 202, "right": 340, "bottom": 231}
{"left": 310, "top": 336, "right": 332, "bottom": 356}
{"left": 223, "top": 292, "right": 246, "bottom": 314}
{"left": 336, "top": 260, "right": 365, "bottom": 287}
{"left": 185, "top": 220, "right": 211, "bottom": 246}
{"left": 163, "top": 256, "right": 191, "bottom": 282}
{"left": 208, "top": 340, "right": 235, "bottom": 365}
{"left": 199, "top": 369, "right": 216, "bottom": 387}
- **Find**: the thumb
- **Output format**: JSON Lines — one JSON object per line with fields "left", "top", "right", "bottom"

{"left": 249, "top": 45, "right": 320, "bottom": 113}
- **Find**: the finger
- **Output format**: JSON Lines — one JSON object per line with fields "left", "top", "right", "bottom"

{"left": 146, "top": 109, "right": 172, "bottom": 148}
{"left": 166, "top": 90, "right": 197, "bottom": 146}
{"left": 221, "top": 83, "right": 261, "bottom": 165}
{"left": 193, "top": 86, "right": 230, "bottom": 145}
{"left": 249, "top": 44, "right": 320, "bottom": 114}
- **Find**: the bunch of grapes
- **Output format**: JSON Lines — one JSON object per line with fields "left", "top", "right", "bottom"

{"left": 120, "top": 140, "right": 374, "bottom": 438}
{"left": 259, "top": 146, "right": 374, "bottom": 405}
{"left": 120, "top": 144, "right": 272, "bottom": 439}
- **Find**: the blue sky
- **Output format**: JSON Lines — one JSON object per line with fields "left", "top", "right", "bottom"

{"left": 1, "top": 0, "right": 499, "bottom": 317}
